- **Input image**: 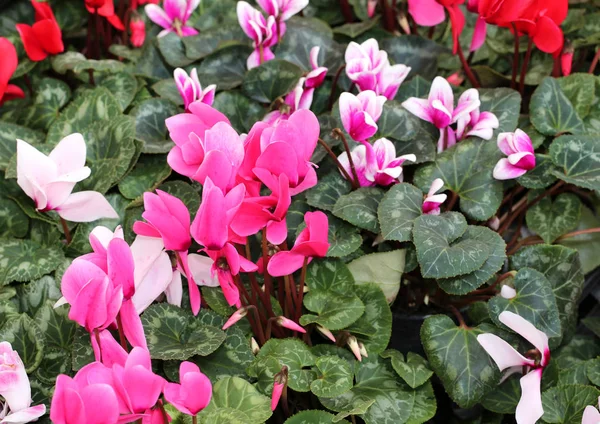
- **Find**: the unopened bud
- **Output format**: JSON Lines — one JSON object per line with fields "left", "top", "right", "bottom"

{"left": 277, "top": 316, "right": 306, "bottom": 333}
{"left": 347, "top": 335, "right": 362, "bottom": 361}
{"left": 271, "top": 366, "right": 288, "bottom": 411}
{"left": 500, "top": 285, "right": 517, "bottom": 299}
{"left": 397, "top": 11, "right": 410, "bottom": 35}
{"left": 250, "top": 337, "right": 260, "bottom": 355}
{"left": 487, "top": 216, "right": 500, "bottom": 231}
{"left": 316, "top": 325, "right": 336, "bottom": 343}
{"left": 358, "top": 341, "right": 368, "bottom": 358}
{"left": 222, "top": 307, "right": 249, "bottom": 330}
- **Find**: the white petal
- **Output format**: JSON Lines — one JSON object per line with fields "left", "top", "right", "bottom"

{"left": 477, "top": 333, "right": 535, "bottom": 371}
{"left": 515, "top": 369, "right": 544, "bottom": 424}
{"left": 498, "top": 311, "right": 550, "bottom": 365}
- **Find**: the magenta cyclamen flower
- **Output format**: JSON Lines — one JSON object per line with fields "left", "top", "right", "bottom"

{"left": 145, "top": 0, "right": 200, "bottom": 37}
{"left": 477, "top": 311, "right": 550, "bottom": 424}
{"left": 454, "top": 89, "right": 499, "bottom": 141}
{"left": 164, "top": 362, "right": 212, "bottom": 416}
{"left": 256, "top": 0, "right": 308, "bottom": 21}
{"left": 345, "top": 39, "right": 411, "bottom": 100}
{"left": 237, "top": 1, "right": 282, "bottom": 69}
{"left": 174, "top": 68, "right": 216, "bottom": 111}
{"left": 339, "top": 90, "right": 386, "bottom": 142}
{"left": 338, "top": 138, "right": 416, "bottom": 187}
{"left": 402, "top": 76, "right": 481, "bottom": 152}
{"left": 422, "top": 178, "right": 447, "bottom": 215}
{"left": 492, "top": 129, "right": 536, "bottom": 180}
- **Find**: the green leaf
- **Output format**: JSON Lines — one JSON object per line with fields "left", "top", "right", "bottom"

{"left": 16, "top": 275, "right": 61, "bottom": 317}
{"left": 141, "top": 303, "right": 226, "bottom": 360}
{"left": 252, "top": 338, "right": 317, "bottom": 392}
{"left": 118, "top": 154, "right": 171, "bottom": 200}
{"left": 50, "top": 51, "right": 87, "bottom": 74}
{"left": 0, "top": 122, "right": 44, "bottom": 170}
{"left": 285, "top": 411, "right": 341, "bottom": 424}
{"left": 212, "top": 91, "right": 266, "bottom": 134}
{"left": 346, "top": 283, "right": 392, "bottom": 355}
{"left": 510, "top": 245, "right": 584, "bottom": 344}
{"left": 530, "top": 77, "right": 584, "bottom": 136}
{"left": 582, "top": 317, "right": 600, "bottom": 338}
{"left": 319, "top": 356, "right": 436, "bottom": 424}
{"left": 517, "top": 154, "right": 559, "bottom": 189}
{"left": 332, "top": 400, "right": 375, "bottom": 423}
{"left": 34, "top": 347, "right": 70, "bottom": 386}
{"left": 306, "top": 172, "right": 352, "bottom": 212}
{"left": 131, "top": 98, "right": 180, "bottom": 154}
{"left": 488, "top": 267, "right": 562, "bottom": 339}
{"left": 326, "top": 215, "right": 363, "bottom": 258}
{"left": 300, "top": 290, "right": 365, "bottom": 330}
{"left": 134, "top": 41, "right": 172, "bottom": 80}
{"left": 310, "top": 355, "right": 354, "bottom": 398}
{"left": 242, "top": 59, "right": 304, "bottom": 104}
{"left": 199, "top": 377, "right": 272, "bottom": 424}
{"left": 73, "top": 59, "right": 126, "bottom": 74}
{"left": 196, "top": 327, "right": 255, "bottom": 382}
{"left": 558, "top": 360, "right": 591, "bottom": 386}
{"left": 542, "top": 385, "right": 600, "bottom": 424}
{"left": 346, "top": 250, "right": 406, "bottom": 303}
{"left": 437, "top": 226, "right": 506, "bottom": 295}
{"left": 479, "top": 88, "right": 521, "bottom": 134}
{"left": 305, "top": 259, "right": 356, "bottom": 293}
{"left": 333, "top": 187, "right": 384, "bottom": 233}
{"left": 554, "top": 335, "right": 600, "bottom": 369}
{"left": 71, "top": 327, "right": 95, "bottom": 371}
{"left": 480, "top": 374, "right": 521, "bottom": 414}
{"left": 0, "top": 195, "right": 29, "bottom": 238}
{"left": 181, "top": 24, "right": 246, "bottom": 60}
{"left": 0, "top": 314, "right": 45, "bottom": 373}
{"left": 375, "top": 100, "right": 419, "bottom": 143}
{"left": 198, "top": 45, "right": 253, "bottom": 91}
{"left": 98, "top": 72, "right": 138, "bottom": 111}
{"left": 46, "top": 87, "right": 122, "bottom": 145}
{"left": 201, "top": 286, "right": 234, "bottom": 317}
{"left": 421, "top": 315, "right": 502, "bottom": 408}
{"left": 587, "top": 358, "right": 600, "bottom": 386}
{"left": 557, "top": 73, "right": 596, "bottom": 119}
{"left": 380, "top": 350, "right": 433, "bottom": 389}
{"left": 525, "top": 193, "right": 581, "bottom": 243}
{"left": 34, "top": 301, "right": 76, "bottom": 351}
{"left": 549, "top": 134, "right": 600, "bottom": 190}
{"left": 154, "top": 181, "right": 201, "bottom": 218}
{"left": 20, "top": 77, "right": 71, "bottom": 131}
{"left": 559, "top": 205, "right": 600, "bottom": 274}
{"left": 151, "top": 79, "right": 184, "bottom": 106}
{"left": 0, "top": 239, "right": 64, "bottom": 285}
{"left": 413, "top": 213, "right": 491, "bottom": 279}
{"left": 381, "top": 35, "right": 448, "bottom": 79}
{"left": 378, "top": 183, "right": 424, "bottom": 242}
{"left": 157, "top": 33, "right": 195, "bottom": 67}
{"left": 413, "top": 138, "right": 503, "bottom": 221}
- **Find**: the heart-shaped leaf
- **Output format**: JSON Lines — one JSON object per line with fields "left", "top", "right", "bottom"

{"left": 196, "top": 327, "right": 255, "bottom": 382}
{"left": 517, "top": 154, "right": 559, "bottom": 189}
{"left": 16, "top": 275, "right": 61, "bottom": 316}
{"left": 530, "top": 77, "right": 584, "bottom": 136}
{"left": 479, "top": 88, "right": 521, "bottom": 134}
{"left": 526, "top": 193, "right": 581, "bottom": 243}
{"left": 0, "top": 195, "right": 29, "bottom": 238}
{"left": 380, "top": 349, "right": 433, "bottom": 389}
{"left": 413, "top": 213, "right": 492, "bottom": 279}
{"left": 19, "top": 77, "right": 71, "bottom": 131}
{"left": 118, "top": 154, "right": 171, "bottom": 200}
{"left": 0, "top": 313, "right": 45, "bottom": 373}
{"left": 542, "top": 385, "right": 600, "bottom": 424}
{"left": 481, "top": 374, "right": 521, "bottom": 414}
{"left": 306, "top": 172, "right": 352, "bottom": 212}
{"left": 378, "top": 183, "right": 424, "bottom": 242}
{"left": 98, "top": 72, "right": 138, "bottom": 111}
{"left": 346, "top": 250, "right": 406, "bottom": 303}
{"left": 198, "top": 45, "right": 253, "bottom": 91}
{"left": 131, "top": 98, "right": 180, "bottom": 154}
{"left": 305, "top": 259, "right": 356, "bottom": 294}
{"left": 242, "top": 59, "right": 304, "bottom": 104}
{"left": 326, "top": 215, "right": 363, "bottom": 258}
{"left": 346, "top": 283, "right": 392, "bottom": 355}
{"left": 212, "top": 91, "right": 266, "bottom": 134}
{"left": 381, "top": 35, "right": 448, "bottom": 79}
{"left": 0, "top": 123, "right": 44, "bottom": 170}
{"left": 310, "top": 355, "right": 354, "bottom": 398}
{"left": 0, "top": 239, "right": 65, "bottom": 285}
{"left": 34, "top": 301, "right": 76, "bottom": 351}
{"left": 557, "top": 73, "right": 596, "bottom": 119}
{"left": 300, "top": 290, "right": 365, "bottom": 330}
{"left": 285, "top": 411, "right": 342, "bottom": 424}
{"left": 333, "top": 187, "right": 384, "bottom": 233}
{"left": 549, "top": 134, "right": 600, "bottom": 191}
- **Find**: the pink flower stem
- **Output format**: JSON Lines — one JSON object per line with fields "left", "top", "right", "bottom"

{"left": 116, "top": 312, "right": 128, "bottom": 351}
{"left": 510, "top": 24, "right": 520, "bottom": 89}
{"left": 276, "top": 16, "right": 282, "bottom": 43}
{"left": 519, "top": 37, "right": 533, "bottom": 96}
{"left": 192, "top": 417, "right": 197, "bottom": 424}
{"left": 589, "top": 48, "right": 600, "bottom": 73}
{"left": 59, "top": 217, "right": 72, "bottom": 244}
{"left": 261, "top": 228, "right": 274, "bottom": 298}
{"left": 379, "top": 0, "right": 395, "bottom": 32}
{"left": 283, "top": 275, "right": 295, "bottom": 319}
{"left": 339, "top": 0, "right": 354, "bottom": 23}
{"left": 259, "top": 44, "right": 264, "bottom": 65}
{"left": 94, "top": 328, "right": 103, "bottom": 362}
{"left": 456, "top": 42, "right": 480, "bottom": 88}
{"left": 317, "top": 138, "right": 355, "bottom": 186}
{"left": 328, "top": 64, "right": 346, "bottom": 109}
{"left": 295, "top": 257, "right": 308, "bottom": 322}
{"left": 158, "top": 400, "right": 169, "bottom": 424}
{"left": 333, "top": 129, "right": 361, "bottom": 189}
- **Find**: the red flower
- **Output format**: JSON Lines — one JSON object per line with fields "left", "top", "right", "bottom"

{"left": 478, "top": 0, "right": 536, "bottom": 26}
{"left": 513, "top": 0, "right": 568, "bottom": 54}
{"left": 129, "top": 18, "right": 146, "bottom": 47}
{"left": 85, "top": 0, "right": 125, "bottom": 30}
{"left": 16, "top": 0, "right": 64, "bottom": 62}
{"left": 407, "top": 0, "right": 465, "bottom": 54}
{"left": 0, "top": 38, "right": 25, "bottom": 106}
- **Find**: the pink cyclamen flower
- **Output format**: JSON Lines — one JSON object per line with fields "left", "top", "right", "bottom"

{"left": 407, "top": 0, "right": 465, "bottom": 54}
{"left": 277, "top": 316, "right": 306, "bottom": 333}
{"left": 305, "top": 46, "right": 328, "bottom": 89}
{"left": 91, "top": 330, "right": 128, "bottom": 368}
{"left": 16, "top": 134, "right": 118, "bottom": 223}
{"left": 237, "top": 1, "right": 282, "bottom": 69}
{"left": 582, "top": 398, "right": 600, "bottom": 424}
{"left": 402, "top": 76, "right": 481, "bottom": 152}
{"left": 222, "top": 307, "right": 250, "bottom": 330}
{"left": 268, "top": 211, "right": 329, "bottom": 276}
{"left": 422, "top": 178, "right": 447, "bottom": 215}
{"left": 144, "top": 0, "right": 199, "bottom": 37}
{"left": 164, "top": 362, "right": 212, "bottom": 416}
{"left": 454, "top": 89, "right": 499, "bottom": 141}
{"left": 477, "top": 311, "right": 550, "bottom": 424}
{"left": 338, "top": 138, "right": 416, "bottom": 187}
{"left": 271, "top": 367, "right": 288, "bottom": 411}
{"left": 256, "top": 0, "right": 308, "bottom": 21}
{"left": 340, "top": 90, "right": 387, "bottom": 142}
{"left": 129, "top": 17, "right": 146, "bottom": 48}
{"left": 166, "top": 102, "right": 244, "bottom": 192}
{"left": 174, "top": 68, "right": 216, "bottom": 111}
{"left": 345, "top": 39, "right": 411, "bottom": 100}
{"left": 0, "top": 342, "right": 46, "bottom": 422}
{"left": 492, "top": 129, "right": 536, "bottom": 180}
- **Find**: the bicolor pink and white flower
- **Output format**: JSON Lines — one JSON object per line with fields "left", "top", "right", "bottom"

{"left": 237, "top": 1, "right": 281, "bottom": 69}
{"left": 492, "top": 129, "right": 536, "bottom": 180}
{"left": 347, "top": 335, "right": 362, "bottom": 361}
{"left": 0, "top": 342, "right": 46, "bottom": 423}
{"left": 305, "top": 46, "right": 328, "bottom": 89}
{"left": 402, "top": 77, "right": 481, "bottom": 152}
{"left": 145, "top": 0, "right": 200, "bottom": 37}
{"left": 256, "top": 0, "right": 308, "bottom": 21}
{"left": 16, "top": 134, "right": 118, "bottom": 223}
{"left": 422, "top": 178, "right": 447, "bottom": 215}
{"left": 164, "top": 362, "right": 212, "bottom": 416}
{"left": 345, "top": 39, "right": 411, "bottom": 100}
{"left": 276, "top": 316, "right": 306, "bottom": 333}
{"left": 582, "top": 397, "right": 600, "bottom": 424}
{"left": 339, "top": 91, "right": 386, "bottom": 142}
{"left": 338, "top": 138, "right": 416, "bottom": 187}
{"left": 477, "top": 311, "right": 550, "bottom": 424}
{"left": 174, "top": 68, "right": 216, "bottom": 111}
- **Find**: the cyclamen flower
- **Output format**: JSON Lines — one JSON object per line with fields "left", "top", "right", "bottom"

{"left": 402, "top": 76, "right": 481, "bottom": 152}
{"left": 339, "top": 91, "right": 386, "bottom": 142}
{"left": 164, "top": 362, "right": 212, "bottom": 416}
{"left": 477, "top": 311, "right": 550, "bottom": 424}
{"left": 145, "top": 0, "right": 200, "bottom": 37}
{"left": 0, "top": 38, "right": 25, "bottom": 106}
{"left": 276, "top": 316, "right": 306, "bottom": 333}
{"left": 467, "top": 0, "right": 487, "bottom": 52}
{"left": 478, "top": 0, "right": 535, "bottom": 26}
{"left": 513, "top": 1, "right": 568, "bottom": 54}
{"left": 422, "top": 178, "right": 447, "bottom": 215}
{"left": 85, "top": 0, "right": 125, "bottom": 30}
{"left": 256, "top": 0, "right": 308, "bottom": 21}
{"left": 492, "top": 129, "right": 536, "bottom": 180}
{"left": 16, "top": 134, "right": 118, "bottom": 222}
{"left": 237, "top": 1, "right": 282, "bottom": 69}
{"left": 271, "top": 368, "right": 288, "bottom": 411}
{"left": 268, "top": 211, "right": 329, "bottom": 276}
{"left": 129, "top": 17, "right": 146, "bottom": 48}
{"left": 174, "top": 68, "right": 216, "bottom": 111}
{"left": 454, "top": 90, "right": 499, "bottom": 141}
{"left": 338, "top": 138, "right": 416, "bottom": 187}
{"left": 345, "top": 39, "right": 411, "bottom": 100}
{"left": 407, "top": 0, "right": 465, "bottom": 54}
{"left": 0, "top": 342, "right": 46, "bottom": 423}
{"left": 582, "top": 398, "right": 600, "bottom": 424}
{"left": 16, "top": 0, "right": 64, "bottom": 62}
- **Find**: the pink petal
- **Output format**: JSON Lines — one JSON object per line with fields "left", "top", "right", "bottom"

{"left": 144, "top": 4, "right": 172, "bottom": 29}
{"left": 108, "top": 238, "right": 135, "bottom": 298}
{"left": 266, "top": 218, "right": 288, "bottom": 245}
{"left": 131, "top": 251, "right": 173, "bottom": 314}
{"left": 1, "top": 404, "right": 46, "bottom": 423}
{"left": 187, "top": 254, "right": 219, "bottom": 287}
{"left": 178, "top": 250, "right": 202, "bottom": 315}
{"left": 180, "top": 371, "right": 212, "bottom": 414}
{"left": 582, "top": 405, "right": 600, "bottom": 424}
{"left": 508, "top": 152, "right": 536, "bottom": 170}
{"left": 470, "top": 17, "right": 487, "bottom": 52}
{"left": 188, "top": 101, "right": 230, "bottom": 127}
{"left": 91, "top": 329, "right": 127, "bottom": 367}
{"left": 267, "top": 251, "right": 306, "bottom": 276}
{"left": 498, "top": 311, "right": 549, "bottom": 366}
{"left": 56, "top": 191, "right": 118, "bottom": 222}
{"left": 120, "top": 299, "right": 148, "bottom": 349}
{"left": 513, "top": 129, "right": 534, "bottom": 154}
{"left": 165, "top": 270, "right": 183, "bottom": 307}
{"left": 49, "top": 133, "right": 88, "bottom": 176}
{"left": 280, "top": 0, "right": 308, "bottom": 20}
{"left": 476, "top": 333, "right": 535, "bottom": 370}
{"left": 271, "top": 382, "right": 284, "bottom": 411}
{"left": 515, "top": 369, "right": 544, "bottom": 424}
{"left": 428, "top": 76, "right": 454, "bottom": 113}
{"left": 407, "top": 0, "right": 445, "bottom": 26}
{"left": 402, "top": 97, "right": 432, "bottom": 123}
{"left": 493, "top": 158, "right": 528, "bottom": 180}
{"left": 80, "top": 384, "right": 121, "bottom": 424}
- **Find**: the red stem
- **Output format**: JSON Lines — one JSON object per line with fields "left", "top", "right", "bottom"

{"left": 116, "top": 312, "right": 128, "bottom": 351}
{"left": 510, "top": 24, "right": 520, "bottom": 89}
{"left": 519, "top": 37, "right": 533, "bottom": 96}
{"left": 339, "top": 0, "right": 354, "bottom": 23}
{"left": 334, "top": 129, "right": 361, "bottom": 189}
{"left": 456, "top": 42, "right": 480, "bottom": 88}
{"left": 589, "top": 48, "right": 600, "bottom": 74}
